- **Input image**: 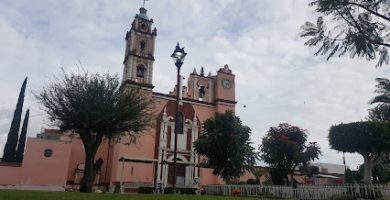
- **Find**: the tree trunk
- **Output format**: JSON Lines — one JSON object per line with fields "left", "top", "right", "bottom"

{"left": 80, "top": 149, "right": 96, "bottom": 192}
{"left": 79, "top": 133, "right": 103, "bottom": 193}
{"left": 290, "top": 170, "right": 294, "bottom": 186}
{"left": 80, "top": 150, "right": 95, "bottom": 192}
{"left": 104, "top": 138, "right": 112, "bottom": 183}
{"left": 363, "top": 156, "right": 374, "bottom": 183}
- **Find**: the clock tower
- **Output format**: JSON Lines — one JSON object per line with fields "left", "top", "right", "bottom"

{"left": 122, "top": 7, "right": 157, "bottom": 90}
{"left": 214, "top": 64, "right": 236, "bottom": 112}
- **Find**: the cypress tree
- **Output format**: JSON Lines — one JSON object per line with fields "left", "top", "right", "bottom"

{"left": 15, "top": 109, "right": 29, "bottom": 163}
{"left": 2, "top": 77, "right": 27, "bottom": 162}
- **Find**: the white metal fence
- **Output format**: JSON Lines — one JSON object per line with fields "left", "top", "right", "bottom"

{"left": 205, "top": 184, "right": 390, "bottom": 199}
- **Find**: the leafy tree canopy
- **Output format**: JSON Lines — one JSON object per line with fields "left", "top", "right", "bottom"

{"left": 36, "top": 71, "right": 151, "bottom": 192}
{"left": 301, "top": 0, "right": 390, "bottom": 67}
{"left": 260, "top": 123, "right": 321, "bottom": 185}
{"left": 329, "top": 121, "right": 390, "bottom": 154}
{"left": 194, "top": 110, "right": 257, "bottom": 182}
{"left": 329, "top": 121, "right": 390, "bottom": 183}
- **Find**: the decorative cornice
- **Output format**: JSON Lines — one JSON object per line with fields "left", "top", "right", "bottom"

{"left": 215, "top": 98, "right": 237, "bottom": 105}
{"left": 153, "top": 92, "right": 217, "bottom": 107}
{"left": 123, "top": 80, "right": 154, "bottom": 89}
{"left": 130, "top": 27, "right": 156, "bottom": 36}
{"left": 123, "top": 52, "right": 155, "bottom": 64}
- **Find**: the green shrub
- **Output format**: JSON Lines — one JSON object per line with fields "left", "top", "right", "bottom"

{"left": 258, "top": 192, "right": 276, "bottom": 199}
{"left": 164, "top": 187, "right": 197, "bottom": 195}
{"left": 328, "top": 195, "right": 355, "bottom": 200}
{"left": 138, "top": 186, "right": 154, "bottom": 194}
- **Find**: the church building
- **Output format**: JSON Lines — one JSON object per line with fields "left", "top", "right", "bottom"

{"left": 0, "top": 6, "right": 240, "bottom": 191}
{"left": 119, "top": 6, "right": 236, "bottom": 188}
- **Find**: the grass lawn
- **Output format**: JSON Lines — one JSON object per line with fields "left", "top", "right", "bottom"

{"left": 0, "top": 190, "right": 265, "bottom": 200}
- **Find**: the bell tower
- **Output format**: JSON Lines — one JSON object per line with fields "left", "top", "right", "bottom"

{"left": 122, "top": 6, "right": 157, "bottom": 89}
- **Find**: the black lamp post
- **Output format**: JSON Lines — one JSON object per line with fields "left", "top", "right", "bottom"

{"left": 171, "top": 43, "right": 187, "bottom": 193}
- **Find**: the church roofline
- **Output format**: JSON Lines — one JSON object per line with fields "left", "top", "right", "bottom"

{"left": 189, "top": 72, "right": 215, "bottom": 79}
{"left": 217, "top": 70, "right": 235, "bottom": 76}
{"left": 153, "top": 92, "right": 217, "bottom": 107}
{"left": 153, "top": 92, "right": 237, "bottom": 106}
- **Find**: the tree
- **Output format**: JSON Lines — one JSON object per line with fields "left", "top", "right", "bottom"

{"left": 329, "top": 121, "right": 390, "bottom": 183}
{"left": 3, "top": 77, "right": 27, "bottom": 162}
{"left": 260, "top": 123, "right": 321, "bottom": 185}
{"left": 15, "top": 109, "right": 29, "bottom": 163}
{"left": 369, "top": 78, "right": 390, "bottom": 121}
{"left": 346, "top": 160, "right": 390, "bottom": 184}
{"left": 250, "top": 167, "right": 268, "bottom": 184}
{"left": 36, "top": 71, "right": 151, "bottom": 192}
{"left": 345, "top": 168, "right": 364, "bottom": 183}
{"left": 299, "top": 165, "right": 320, "bottom": 178}
{"left": 269, "top": 165, "right": 288, "bottom": 185}
{"left": 300, "top": 0, "right": 390, "bottom": 67}
{"left": 372, "top": 154, "right": 390, "bottom": 183}
{"left": 193, "top": 110, "right": 257, "bottom": 183}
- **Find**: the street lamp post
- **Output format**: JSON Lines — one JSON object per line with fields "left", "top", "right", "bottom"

{"left": 171, "top": 43, "right": 187, "bottom": 193}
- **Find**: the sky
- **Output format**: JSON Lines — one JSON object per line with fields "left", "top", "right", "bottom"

{"left": 0, "top": 0, "right": 389, "bottom": 169}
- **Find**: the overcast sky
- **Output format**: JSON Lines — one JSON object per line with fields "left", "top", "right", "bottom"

{"left": 0, "top": 0, "right": 389, "bottom": 169}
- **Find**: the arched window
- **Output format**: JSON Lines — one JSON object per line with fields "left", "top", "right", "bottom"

{"left": 140, "top": 40, "right": 146, "bottom": 50}
{"left": 136, "top": 65, "right": 145, "bottom": 78}
{"left": 176, "top": 112, "right": 184, "bottom": 134}
{"left": 199, "top": 86, "right": 206, "bottom": 99}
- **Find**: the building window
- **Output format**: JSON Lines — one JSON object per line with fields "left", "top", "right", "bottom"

{"left": 137, "top": 65, "right": 145, "bottom": 78}
{"left": 199, "top": 86, "right": 206, "bottom": 99}
{"left": 140, "top": 40, "right": 146, "bottom": 50}
{"left": 177, "top": 112, "right": 184, "bottom": 134}
{"left": 43, "top": 149, "right": 53, "bottom": 158}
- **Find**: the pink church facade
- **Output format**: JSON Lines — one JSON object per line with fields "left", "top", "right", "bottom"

{"left": 0, "top": 7, "right": 254, "bottom": 191}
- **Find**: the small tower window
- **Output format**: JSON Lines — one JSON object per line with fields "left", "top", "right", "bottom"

{"left": 140, "top": 40, "right": 146, "bottom": 51}
{"left": 137, "top": 65, "right": 145, "bottom": 78}
{"left": 140, "top": 23, "right": 146, "bottom": 30}
{"left": 199, "top": 86, "right": 206, "bottom": 99}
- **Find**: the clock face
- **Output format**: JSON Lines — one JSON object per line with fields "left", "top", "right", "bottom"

{"left": 222, "top": 79, "right": 232, "bottom": 89}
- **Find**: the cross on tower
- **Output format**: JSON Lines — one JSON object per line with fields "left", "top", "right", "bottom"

{"left": 142, "top": 0, "right": 148, "bottom": 8}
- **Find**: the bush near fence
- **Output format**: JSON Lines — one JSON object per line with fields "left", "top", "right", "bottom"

{"left": 138, "top": 186, "right": 197, "bottom": 195}
{"left": 205, "top": 184, "right": 390, "bottom": 199}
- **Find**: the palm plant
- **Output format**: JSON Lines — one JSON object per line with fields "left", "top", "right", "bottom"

{"left": 369, "top": 78, "right": 390, "bottom": 121}
{"left": 250, "top": 167, "right": 269, "bottom": 184}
